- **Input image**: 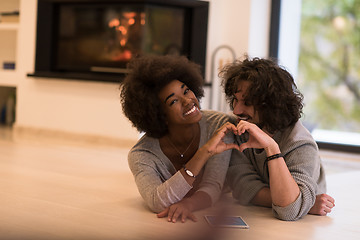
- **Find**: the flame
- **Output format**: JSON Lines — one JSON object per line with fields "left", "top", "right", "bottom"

{"left": 108, "top": 18, "right": 120, "bottom": 28}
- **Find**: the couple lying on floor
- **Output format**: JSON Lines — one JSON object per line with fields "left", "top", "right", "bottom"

{"left": 120, "top": 55, "right": 335, "bottom": 222}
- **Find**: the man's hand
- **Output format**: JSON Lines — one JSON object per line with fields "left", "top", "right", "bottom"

{"left": 308, "top": 193, "right": 335, "bottom": 216}
{"left": 236, "top": 120, "right": 276, "bottom": 152}
{"left": 156, "top": 199, "right": 197, "bottom": 223}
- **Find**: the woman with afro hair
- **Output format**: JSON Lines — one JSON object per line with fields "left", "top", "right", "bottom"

{"left": 120, "top": 55, "right": 239, "bottom": 223}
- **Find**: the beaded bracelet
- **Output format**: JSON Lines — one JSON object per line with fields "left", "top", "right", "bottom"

{"left": 266, "top": 153, "right": 282, "bottom": 162}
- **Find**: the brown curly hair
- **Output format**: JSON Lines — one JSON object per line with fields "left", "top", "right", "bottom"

{"left": 120, "top": 55, "right": 204, "bottom": 138}
{"left": 220, "top": 56, "right": 304, "bottom": 134}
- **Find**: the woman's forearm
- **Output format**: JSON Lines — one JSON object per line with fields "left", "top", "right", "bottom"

{"left": 184, "top": 190, "right": 212, "bottom": 212}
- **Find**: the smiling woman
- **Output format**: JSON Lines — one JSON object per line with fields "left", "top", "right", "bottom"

{"left": 119, "top": 55, "right": 239, "bottom": 223}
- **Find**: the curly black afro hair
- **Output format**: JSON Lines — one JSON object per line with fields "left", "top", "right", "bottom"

{"left": 220, "top": 56, "right": 304, "bottom": 134}
{"left": 120, "top": 55, "right": 204, "bottom": 138}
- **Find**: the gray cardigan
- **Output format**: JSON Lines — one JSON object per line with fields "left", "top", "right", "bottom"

{"left": 226, "top": 120, "right": 326, "bottom": 221}
{"left": 128, "top": 110, "right": 233, "bottom": 213}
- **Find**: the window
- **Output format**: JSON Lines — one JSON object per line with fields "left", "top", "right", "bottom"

{"left": 276, "top": 0, "right": 360, "bottom": 152}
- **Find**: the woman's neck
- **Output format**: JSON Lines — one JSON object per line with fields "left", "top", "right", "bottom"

{"left": 167, "top": 123, "right": 200, "bottom": 145}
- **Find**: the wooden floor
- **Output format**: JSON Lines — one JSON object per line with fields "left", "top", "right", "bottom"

{"left": 0, "top": 126, "right": 140, "bottom": 240}
{"left": 1, "top": 126, "right": 360, "bottom": 240}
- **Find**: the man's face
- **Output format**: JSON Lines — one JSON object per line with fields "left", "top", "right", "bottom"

{"left": 232, "top": 81, "right": 260, "bottom": 125}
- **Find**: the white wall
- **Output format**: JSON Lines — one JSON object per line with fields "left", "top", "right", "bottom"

{"left": 14, "top": 0, "right": 271, "bottom": 141}
{"left": 248, "top": 0, "right": 271, "bottom": 58}
{"left": 202, "top": 0, "right": 270, "bottom": 111}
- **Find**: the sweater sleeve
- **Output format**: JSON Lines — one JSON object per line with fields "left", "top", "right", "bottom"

{"left": 195, "top": 111, "right": 234, "bottom": 205}
{"left": 196, "top": 145, "right": 232, "bottom": 204}
{"left": 271, "top": 142, "right": 321, "bottom": 221}
{"left": 226, "top": 149, "right": 268, "bottom": 204}
{"left": 128, "top": 150, "right": 192, "bottom": 213}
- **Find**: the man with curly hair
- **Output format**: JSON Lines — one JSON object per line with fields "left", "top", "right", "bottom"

{"left": 221, "top": 56, "right": 335, "bottom": 221}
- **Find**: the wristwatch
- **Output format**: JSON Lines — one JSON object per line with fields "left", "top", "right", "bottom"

{"left": 183, "top": 165, "right": 196, "bottom": 178}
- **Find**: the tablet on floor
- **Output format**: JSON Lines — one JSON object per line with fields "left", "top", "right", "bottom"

{"left": 204, "top": 215, "right": 249, "bottom": 228}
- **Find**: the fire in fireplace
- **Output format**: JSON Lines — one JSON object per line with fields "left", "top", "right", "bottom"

{"left": 29, "top": 0, "right": 209, "bottom": 83}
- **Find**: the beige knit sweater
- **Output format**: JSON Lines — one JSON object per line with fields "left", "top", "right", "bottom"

{"left": 226, "top": 120, "right": 326, "bottom": 221}
{"left": 128, "top": 110, "right": 234, "bottom": 213}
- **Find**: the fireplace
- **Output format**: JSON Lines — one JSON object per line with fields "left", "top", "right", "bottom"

{"left": 29, "top": 0, "right": 209, "bottom": 83}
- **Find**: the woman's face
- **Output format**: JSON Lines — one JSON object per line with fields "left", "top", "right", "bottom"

{"left": 158, "top": 80, "right": 202, "bottom": 126}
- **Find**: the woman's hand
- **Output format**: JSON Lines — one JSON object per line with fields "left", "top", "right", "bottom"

{"left": 236, "top": 120, "right": 277, "bottom": 153}
{"left": 308, "top": 193, "right": 335, "bottom": 216}
{"left": 156, "top": 198, "right": 197, "bottom": 223}
{"left": 204, "top": 122, "right": 240, "bottom": 156}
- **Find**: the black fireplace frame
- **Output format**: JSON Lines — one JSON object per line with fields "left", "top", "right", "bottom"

{"left": 28, "top": 0, "right": 209, "bottom": 83}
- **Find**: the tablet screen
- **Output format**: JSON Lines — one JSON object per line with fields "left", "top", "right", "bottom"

{"left": 205, "top": 215, "right": 249, "bottom": 228}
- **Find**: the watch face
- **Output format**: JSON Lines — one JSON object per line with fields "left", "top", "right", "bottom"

{"left": 185, "top": 169, "right": 194, "bottom": 177}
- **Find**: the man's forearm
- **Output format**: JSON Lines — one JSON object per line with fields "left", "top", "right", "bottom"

{"left": 250, "top": 187, "right": 272, "bottom": 207}
{"left": 265, "top": 142, "right": 300, "bottom": 207}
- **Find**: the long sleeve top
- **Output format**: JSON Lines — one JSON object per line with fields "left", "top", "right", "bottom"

{"left": 128, "top": 110, "right": 234, "bottom": 213}
{"left": 226, "top": 120, "right": 327, "bottom": 221}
